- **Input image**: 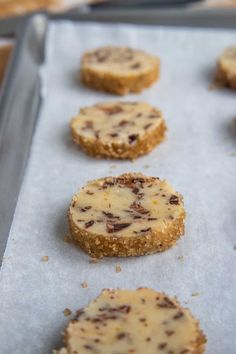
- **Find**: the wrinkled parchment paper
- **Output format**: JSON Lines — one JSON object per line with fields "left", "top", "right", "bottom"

{"left": 0, "top": 21, "right": 236, "bottom": 354}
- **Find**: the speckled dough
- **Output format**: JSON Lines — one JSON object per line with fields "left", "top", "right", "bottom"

{"left": 71, "top": 101, "right": 166, "bottom": 160}
{"left": 81, "top": 46, "right": 160, "bottom": 95}
{"left": 68, "top": 173, "right": 185, "bottom": 258}
{"left": 216, "top": 46, "right": 236, "bottom": 89}
{"left": 54, "top": 288, "right": 206, "bottom": 354}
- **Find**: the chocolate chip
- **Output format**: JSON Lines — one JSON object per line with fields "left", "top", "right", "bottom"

{"left": 84, "top": 120, "right": 94, "bottom": 129}
{"left": 85, "top": 220, "right": 95, "bottom": 229}
{"left": 165, "top": 330, "right": 175, "bottom": 336}
{"left": 102, "top": 181, "right": 115, "bottom": 188}
{"left": 106, "top": 222, "right": 131, "bottom": 233}
{"left": 169, "top": 195, "right": 180, "bottom": 205}
{"left": 158, "top": 297, "right": 177, "bottom": 309}
{"left": 110, "top": 133, "right": 119, "bottom": 137}
{"left": 130, "top": 201, "right": 149, "bottom": 215}
{"left": 80, "top": 206, "right": 92, "bottom": 212}
{"left": 102, "top": 211, "right": 120, "bottom": 219}
{"left": 100, "top": 106, "right": 123, "bottom": 115}
{"left": 144, "top": 123, "right": 153, "bottom": 130}
{"left": 119, "top": 120, "right": 129, "bottom": 126}
{"left": 97, "top": 55, "right": 108, "bottom": 62}
{"left": 76, "top": 309, "right": 85, "bottom": 318}
{"left": 158, "top": 343, "right": 167, "bottom": 350}
{"left": 128, "top": 134, "right": 139, "bottom": 144}
{"left": 132, "top": 187, "right": 139, "bottom": 194}
{"left": 130, "top": 62, "right": 141, "bottom": 69}
{"left": 117, "top": 332, "right": 126, "bottom": 340}
{"left": 173, "top": 311, "right": 184, "bottom": 320}
{"left": 134, "top": 227, "right": 152, "bottom": 234}
{"left": 149, "top": 114, "right": 159, "bottom": 119}
{"left": 140, "top": 227, "right": 152, "bottom": 233}
{"left": 84, "top": 344, "right": 93, "bottom": 350}
{"left": 86, "top": 191, "right": 94, "bottom": 195}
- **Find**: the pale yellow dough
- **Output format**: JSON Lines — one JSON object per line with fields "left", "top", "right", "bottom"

{"left": 54, "top": 288, "right": 206, "bottom": 354}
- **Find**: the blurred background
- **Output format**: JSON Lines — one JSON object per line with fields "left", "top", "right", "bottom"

{"left": 0, "top": 0, "right": 236, "bottom": 87}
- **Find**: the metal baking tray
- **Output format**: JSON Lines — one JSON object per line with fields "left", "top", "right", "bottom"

{"left": 0, "top": 13, "right": 236, "bottom": 354}
{"left": 0, "top": 15, "right": 47, "bottom": 262}
{"left": 1, "top": 8, "right": 236, "bottom": 263}
{"left": 1, "top": 7, "right": 236, "bottom": 35}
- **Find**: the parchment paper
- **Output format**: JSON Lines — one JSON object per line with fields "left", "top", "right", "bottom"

{"left": 0, "top": 21, "right": 236, "bottom": 354}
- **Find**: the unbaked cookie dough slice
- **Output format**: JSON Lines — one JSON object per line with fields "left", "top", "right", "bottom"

{"left": 71, "top": 101, "right": 166, "bottom": 160}
{"left": 54, "top": 288, "right": 206, "bottom": 354}
{"left": 68, "top": 173, "right": 185, "bottom": 258}
{"left": 81, "top": 46, "right": 160, "bottom": 95}
{"left": 215, "top": 46, "right": 236, "bottom": 89}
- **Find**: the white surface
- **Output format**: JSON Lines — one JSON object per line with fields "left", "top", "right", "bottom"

{"left": 0, "top": 21, "right": 236, "bottom": 354}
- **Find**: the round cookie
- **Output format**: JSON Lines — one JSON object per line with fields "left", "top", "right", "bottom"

{"left": 81, "top": 46, "right": 160, "bottom": 95}
{"left": 68, "top": 173, "right": 185, "bottom": 258}
{"left": 54, "top": 288, "right": 206, "bottom": 354}
{"left": 216, "top": 46, "right": 236, "bottom": 89}
{"left": 71, "top": 101, "right": 166, "bottom": 160}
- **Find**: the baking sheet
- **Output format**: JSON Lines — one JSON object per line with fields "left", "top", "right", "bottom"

{"left": 0, "top": 21, "right": 236, "bottom": 354}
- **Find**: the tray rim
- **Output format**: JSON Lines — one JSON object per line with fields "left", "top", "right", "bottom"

{"left": 0, "top": 14, "right": 47, "bottom": 263}
{"left": 1, "top": 7, "right": 236, "bottom": 35}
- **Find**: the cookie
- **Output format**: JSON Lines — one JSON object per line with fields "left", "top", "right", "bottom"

{"left": 71, "top": 102, "right": 166, "bottom": 160}
{"left": 81, "top": 46, "right": 160, "bottom": 95}
{"left": 215, "top": 46, "right": 236, "bottom": 89}
{"left": 54, "top": 288, "right": 206, "bottom": 354}
{"left": 68, "top": 173, "right": 185, "bottom": 258}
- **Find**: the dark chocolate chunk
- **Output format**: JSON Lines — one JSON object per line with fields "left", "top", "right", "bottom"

{"left": 102, "top": 211, "right": 120, "bottom": 219}
{"left": 117, "top": 332, "right": 126, "bottom": 340}
{"left": 80, "top": 206, "right": 92, "bottom": 212}
{"left": 169, "top": 195, "right": 180, "bottom": 205}
{"left": 130, "top": 62, "right": 141, "bottom": 69}
{"left": 173, "top": 311, "right": 184, "bottom": 320}
{"left": 158, "top": 297, "right": 177, "bottom": 309}
{"left": 100, "top": 106, "right": 123, "bottom": 115}
{"left": 85, "top": 220, "right": 95, "bottom": 229}
{"left": 110, "top": 133, "right": 119, "bottom": 138}
{"left": 144, "top": 123, "right": 153, "bottom": 130}
{"left": 106, "top": 222, "right": 131, "bottom": 233}
{"left": 130, "top": 201, "right": 149, "bottom": 215}
{"left": 158, "top": 343, "right": 167, "bottom": 350}
{"left": 128, "top": 134, "right": 139, "bottom": 144}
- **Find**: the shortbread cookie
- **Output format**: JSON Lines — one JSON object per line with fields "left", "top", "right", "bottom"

{"left": 54, "top": 288, "right": 206, "bottom": 354}
{"left": 71, "top": 102, "right": 166, "bottom": 160}
{"left": 81, "top": 46, "right": 160, "bottom": 95}
{"left": 68, "top": 173, "right": 185, "bottom": 257}
{"left": 216, "top": 46, "right": 236, "bottom": 89}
